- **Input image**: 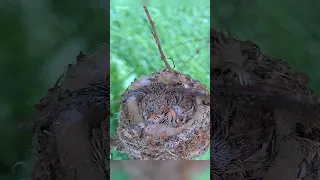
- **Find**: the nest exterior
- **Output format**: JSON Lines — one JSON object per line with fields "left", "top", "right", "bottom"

{"left": 112, "top": 69, "right": 210, "bottom": 160}
{"left": 211, "top": 29, "right": 320, "bottom": 180}
{"left": 31, "top": 44, "right": 110, "bottom": 180}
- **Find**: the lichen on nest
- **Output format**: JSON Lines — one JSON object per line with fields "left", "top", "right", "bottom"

{"left": 111, "top": 69, "right": 210, "bottom": 160}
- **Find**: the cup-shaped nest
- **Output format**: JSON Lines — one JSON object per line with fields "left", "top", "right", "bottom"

{"left": 111, "top": 69, "right": 210, "bottom": 160}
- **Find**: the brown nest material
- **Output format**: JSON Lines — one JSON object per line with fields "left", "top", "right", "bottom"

{"left": 31, "top": 44, "right": 109, "bottom": 180}
{"left": 211, "top": 29, "right": 320, "bottom": 180}
{"left": 111, "top": 69, "right": 210, "bottom": 160}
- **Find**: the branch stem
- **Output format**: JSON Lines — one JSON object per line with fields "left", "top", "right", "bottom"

{"left": 143, "top": 6, "right": 171, "bottom": 69}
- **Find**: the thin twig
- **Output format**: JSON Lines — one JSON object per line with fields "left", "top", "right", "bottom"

{"left": 143, "top": 6, "right": 172, "bottom": 69}
{"left": 167, "top": 57, "right": 176, "bottom": 69}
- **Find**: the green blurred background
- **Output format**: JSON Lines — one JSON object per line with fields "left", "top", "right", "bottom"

{"left": 110, "top": 0, "right": 209, "bottom": 6}
{"left": 0, "top": 1, "right": 108, "bottom": 179}
{"left": 110, "top": 6, "right": 210, "bottom": 160}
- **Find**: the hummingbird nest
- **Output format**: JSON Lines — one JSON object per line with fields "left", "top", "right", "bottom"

{"left": 211, "top": 29, "right": 320, "bottom": 179}
{"left": 111, "top": 69, "right": 210, "bottom": 160}
{"left": 31, "top": 44, "right": 110, "bottom": 180}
